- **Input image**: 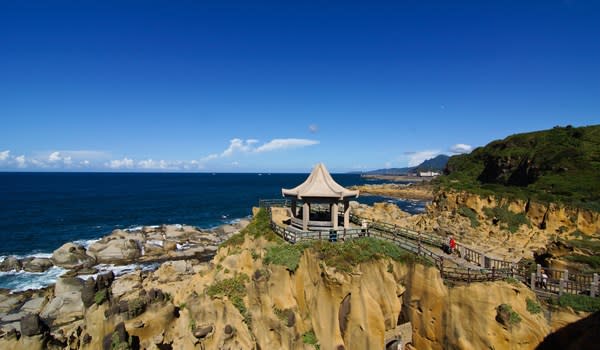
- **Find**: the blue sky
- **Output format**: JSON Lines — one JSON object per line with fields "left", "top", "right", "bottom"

{"left": 1, "top": 0, "right": 599, "bottom": 172}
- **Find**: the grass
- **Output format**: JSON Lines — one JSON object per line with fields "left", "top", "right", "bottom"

{"left": 497, "top": 304, "right": 522, "bottom": 325}
{"left": 302, "top": 330, "right": 319, "bottom": 349}
{"left": 526, "top": 298, "right": 542, "bottom": 314}
{"left": 205, "top": 273, "right": 251, "bottom": 324}
{"left": 94, "top": 288, "right": 108, "bottom": 305}
{"left": 503, "top": 277, "right": 521, "bottom": 286}
{"left": 221, "top": 208, "right": 283, "bottom": 248}
{"left": 568, "top": 239, "right": 600, "bottom": 253}
{"left": 127, "top": 298, "right": 146, "bottom": 319}
{"left": 264, "top": 242, "right": 310, "bottom": 272}
{"left": 458, "top": 206, "right": 480, "bottom": 228}
{"left": 553, "top": 294, "right": 600, "bottom": 312}
{"left": 264, "top": 237, "right": 425, "bottom": 274}
{"left": 564, "top": 254, "right": 600, "bottom": 270}
{"left": 484, "top": 205, "right": 530, "bottom": 233}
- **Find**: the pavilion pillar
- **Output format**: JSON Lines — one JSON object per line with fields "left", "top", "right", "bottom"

{"left": 291, "top": 200, "right": 297, "bottom": 217}
{"left": 302, "top": 202, "right": 309, "bottom": 231}
{"left": 332, "top": 202, "right": 339, "bottom": 229}
{"left": 343, "top": 200, "right": 350, "bottom": 228}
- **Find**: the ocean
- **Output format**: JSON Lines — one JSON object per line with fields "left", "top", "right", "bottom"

{"left": 0, "top": 172, "right": 426, "bottom": 291}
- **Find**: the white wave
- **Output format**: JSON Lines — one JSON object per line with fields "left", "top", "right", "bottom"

{"left": 78, "top": 262, "right": 161, "bottom": 281}
{"left": 73, "top": 238, "right": 100, "bottom": 249}
{"left": 0, "top": 266, "right": 66, "bottom": 293}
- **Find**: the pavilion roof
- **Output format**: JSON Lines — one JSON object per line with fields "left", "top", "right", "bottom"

{"left": 282, "top": 163, "right": 359, "bottom": 200}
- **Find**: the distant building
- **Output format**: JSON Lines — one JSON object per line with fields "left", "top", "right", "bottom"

{"left": 418, "top": 171, "right": 440, "bottom": 177}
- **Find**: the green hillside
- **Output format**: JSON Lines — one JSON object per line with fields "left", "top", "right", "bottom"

{"left": 437, "top": 125, "right": 600, "bottom": 211}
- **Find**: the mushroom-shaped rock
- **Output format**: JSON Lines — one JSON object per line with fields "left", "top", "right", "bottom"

{"left": 23, "top": 257, "right": 53, "bottom": 272}
{"left": 51, "top": 243, "right": 96, "bottom": 269}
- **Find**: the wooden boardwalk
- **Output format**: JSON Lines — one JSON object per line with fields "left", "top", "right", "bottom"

{"left": 259, "top": 199, "right": 599, "bottom": 298}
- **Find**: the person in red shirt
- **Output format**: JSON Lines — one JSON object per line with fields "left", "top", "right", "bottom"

{"left": 449, "top": 236, "right": 456, "bottom": 252}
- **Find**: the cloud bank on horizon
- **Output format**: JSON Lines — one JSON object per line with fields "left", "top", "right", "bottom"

{"left": 0, "top": 140, "right": 473, "bottom": 172}
{"left": 0, "top": 137, "right": 323, "bottom": 171}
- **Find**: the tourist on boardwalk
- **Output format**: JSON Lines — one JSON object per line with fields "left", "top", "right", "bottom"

{"left": 449, "top": 236, "right": 456, "bottom": 253}
{"left": 541, "top": 270, "right": 549, "bottom": 289}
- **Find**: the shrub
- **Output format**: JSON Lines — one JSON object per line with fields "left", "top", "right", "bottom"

{"left": 497, "top": 304, "right": 521, "bottom": 325}
{"left": 504, "top": 277, "right": 521, "bottom": 286}
{"left": 264, "top": 243, "right": 308, "bottom": 272}
{"left": 127, "top": 298, "right": 147, "bottom": 319}
{"left": 206, "top": 274, "right": 251, "bottom": 324}
{"left": 221, "top": 208, "right": 283, "bottom": 248}
{"left": 484, "top": 206, "right": 530, "bottom": 233}
{"left": 526, "top": 298, "right": 542, "bottom": 314}
{"left": 94, "top": 289, "right": 108, "bottom": 305}
{"left": 302, "top": 330, "right": 319, "bottom": 349}
{"left": 458, "top": 206, "right": 480, "bottom": 228}
{"left": 555, "top": 294, "right": 600, "bottom": 312}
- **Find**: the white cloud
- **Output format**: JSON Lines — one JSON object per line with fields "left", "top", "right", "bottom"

{"left": 200, "top": 137, "right": 320, "bottom": 162}
{"left": 15, "top": 155, "right": 26, "bottom": 168}
{"left": 309, "top": 124, "right": 319, "bottom": 133}
{"left": 450, "top": 143, "right": 473, "bottom": 154}
{"left": 0, "top": 150, "right": 9, "bottom": 161}
{"left": 48, "top": 152, "right": 62, "bottom": 162}
{"left": 138, "top": 159, "right": 170, "bottom": 169}
{"left": 107, "top": 158, "right": 134, "bottom": 169}
{"left": 385, "top": 161, "right": 392, "bottom": 168}
{"left": 221, "top": 138, "right": 256, "bottom": 157}
{"left": 254, "top": 138, "right": 319, "bottom": 153}
{"left": 407, "top": 150, "right": 441, "bottom": 167}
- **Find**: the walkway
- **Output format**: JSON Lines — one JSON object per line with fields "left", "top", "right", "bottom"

{"left": 259, "top": 199, "right": 599, "bottom": 298}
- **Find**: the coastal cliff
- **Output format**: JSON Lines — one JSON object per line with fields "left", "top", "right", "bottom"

{"left": 0, "top": 209, "right": 589, "bottom": 350}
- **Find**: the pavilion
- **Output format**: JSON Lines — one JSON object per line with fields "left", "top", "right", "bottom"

{"left": 282, "top": 163, "right": 359, "bottom": 231}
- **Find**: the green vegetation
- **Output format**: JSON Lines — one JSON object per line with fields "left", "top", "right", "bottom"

{"left": 302, "top": 330, "right": 320, "bottom": 349}
{"left": 503, "top": 277, "right": 521, "bottom": 286}
{"left": 221, "top": 208, "right": 283, "bottom": 248}
{"left": 436, "top": 125, "right": 600, "bottom": 211}
{"left": 497, "top": 304, "right": 522, "bottom": 325}
{"left": 553, "top": 294, "right": 600, "bottom": 312}
{"left": 264, "top": 237, "right": 425, "bottom": 273}
{"left": 205, "top": 273, "right": 251, "bottom": 324}
{"left": 94, "top": 288, "right": 108, "bottom": 305}
{"left": 110, "top": 332, "right": 132, "bottom": 350}
{"left": 483, "top": 205, "right": 530, "bottom": 233}
{"left": 127, "top": 298, "right": 146, "bottom": 319}
{"left": 458, "top": 206, "right": 480, "bottom": 228}
{"left": 526, "top": 298, "right": 542, "bottom": 314}
{"left": 565, "top": 255, "right": 600, "bottom": 270}
{"left": 264, "top": 242, "right": 310, "bottom": 272}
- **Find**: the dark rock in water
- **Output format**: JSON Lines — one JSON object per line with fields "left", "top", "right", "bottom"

{"left": 20, "top": 313, "right": 48, "bottom": 336}
{"left": 0, "top": 256, "right": 22, "bottom": 272}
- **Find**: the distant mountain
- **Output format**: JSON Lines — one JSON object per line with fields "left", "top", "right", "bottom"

{"left": 439, "top": 125, "right": 600, "bottom": 210}
{"left": 362, "top": 155, "right": 450, "bottom": 175}
{"left": 415, "top": 155, "right": 450, "bottom": 172}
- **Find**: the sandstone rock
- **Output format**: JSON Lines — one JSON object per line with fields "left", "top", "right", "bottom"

{"left": 193, "top": 324, "right": 213, "bottom": 339}
{"left": 20, "top": 313, "right": 47, "bottom": 337}
{"left": 51, "top": 243, "right": 95, "bottom": 269}
{"left": 81, "top": 278, "right": 97, "bottom": 308}
{"left": 22, "top": 258, "right": 53, "bottom": 273}
{"left": 88, "top": 238, "right": 141, "bottom": 264}
{"left": 111, "top": 271, "right": 142, "bottom": 299}
{"left": 0, "top": 256, "right": 22, "bottom": 272}
{"left": 20, "top": 297, "right": 47, "bottom": 315}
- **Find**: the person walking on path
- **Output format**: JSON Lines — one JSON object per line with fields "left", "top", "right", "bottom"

{"left": 541, "top": 270, "right": 549, "bottom": 289}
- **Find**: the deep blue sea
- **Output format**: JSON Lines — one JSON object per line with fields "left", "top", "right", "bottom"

{"left": 0, "top": 172, "right": 426, "bottom": 291}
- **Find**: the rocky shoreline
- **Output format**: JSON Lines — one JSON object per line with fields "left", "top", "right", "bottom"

{"left": 0, "top": 219, "right": 250, "bottom": 338}
{"left": 350, "top": 183, "right": 434, "bottom": 200}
